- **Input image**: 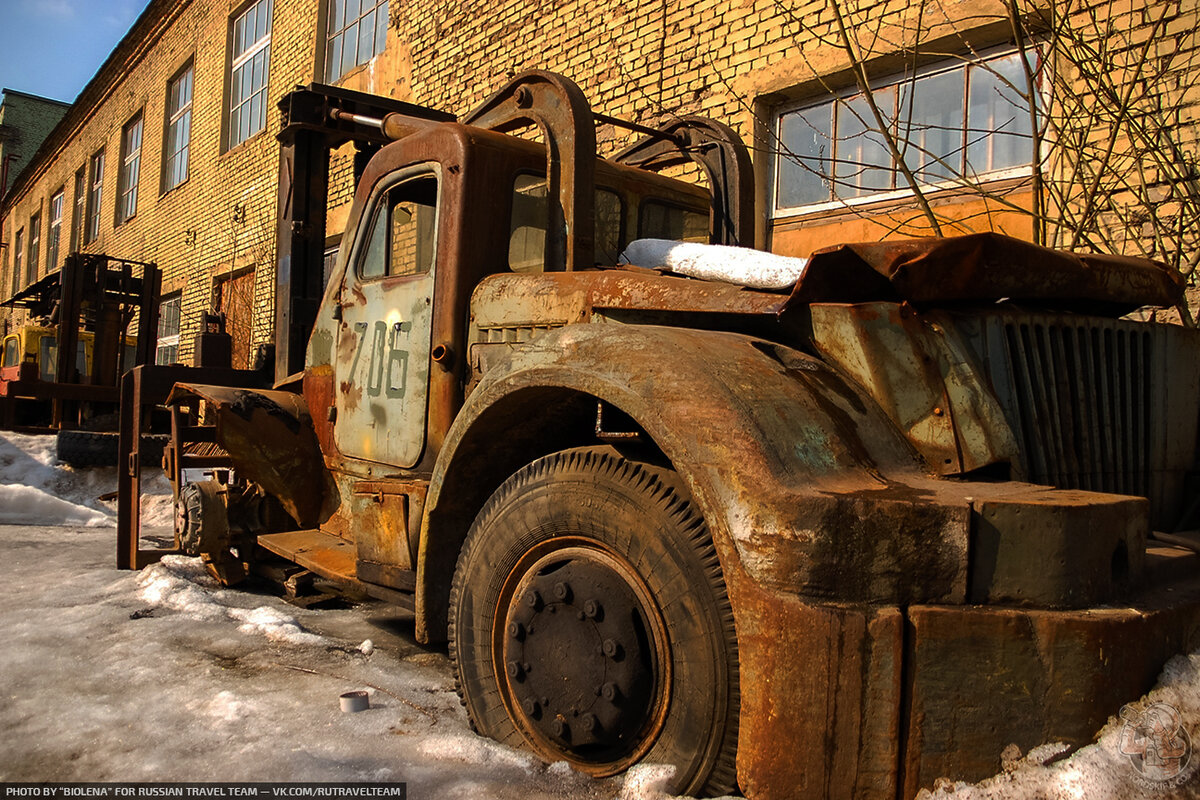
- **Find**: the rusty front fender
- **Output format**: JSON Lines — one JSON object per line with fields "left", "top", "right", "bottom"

{"left": 166, "top": 384, "right": 330, "bottom": 528}
{"left": 415, "top": 323, "right": 985, "bottom": 639}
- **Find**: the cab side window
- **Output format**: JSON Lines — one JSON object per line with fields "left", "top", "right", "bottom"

{"left": 640, "top": 200, "right": 708, "bottom": 242}
{"left": 508, "top": 173, "right": 624, "bottom": 272}
{"left": 359, "top": 175, "right": 438, "bottom": 280}
{"left": 2, "top": 337, "right": 18, "bottom": 368}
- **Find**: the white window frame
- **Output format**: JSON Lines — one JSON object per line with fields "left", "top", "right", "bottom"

{"left": 228, "top": 0, "right": 273, "bottom": 149}
{"left": 85, "top": 149, "right": 105, "bottom": 243}
{"left": 325, "top": 0, "right": 389, "bottom": 83}
{"left": 48, "top": 189, "right": 64, "bottom": 271}
{"left": 27, "top": 212, "right": 40, "bottom": 284}
{"left": 118, "top": 112, "right": 143, "bottom": 224}
{"left": 164, "top": 63, "right": 193, "bottom": 192}
{"left": 772, "top": 47, "right": 1039, "bottom": 218}
{"left": 156, "top": 295, "right": 182, "bottom": 365}
{"left": 71, "top": 167, "right": 85, "bottom": 251}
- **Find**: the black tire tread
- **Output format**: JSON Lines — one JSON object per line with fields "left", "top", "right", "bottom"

{"left": 447, "top": 446, "right": 739, "bottom": 796}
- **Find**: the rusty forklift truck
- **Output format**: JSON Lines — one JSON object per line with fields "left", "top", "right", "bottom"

{"left": 117, "top": 71, "right": 1200, "bottom": 798}
{"left": 1, "top": 253, "right": 160, "bottom": 464}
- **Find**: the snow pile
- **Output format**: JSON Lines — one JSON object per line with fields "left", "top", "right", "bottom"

{"left": 136, "top": 555, "right": 325, "bottom": 646}
{"left": 0, "top": 432, "right": 173, "bottom": 528}
{"left": 619, "top": 238, "right": 807, "bottom": 290}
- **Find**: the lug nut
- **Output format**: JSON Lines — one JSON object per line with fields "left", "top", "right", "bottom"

{"left": 524, "top": 590, "right": 542, "bottom": 609}
{"left": 602, "top": 639, "right": 623, "bottom": 659}
{"left": 508, "top": 621, "right": 525, "bottom": 640}
{"left": 580, "top": 713, "right": 599, "bottom": 733}
{"left": 601, "top": 681, "right": 620, "bottom": 702}
{"left": 507, "top": 661, "right": 524, "bottom": 680}
{"left": 583, "top": 599, "right": 601, "bottom": 619}
{"left": 551, "top": 719, "right": 570, "bottom": 740}
{"left": 553, "top": 581, "right": 572, "bottom": 602}
{"left": 522, "top": 699, "right": 541, "bottom": 718}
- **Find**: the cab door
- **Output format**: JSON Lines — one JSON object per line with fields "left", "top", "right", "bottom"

{"left": 333, "top": 168, "right": 440, "bottom": 468}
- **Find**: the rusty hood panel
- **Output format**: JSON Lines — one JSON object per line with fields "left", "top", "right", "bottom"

{"left": 166, "top": 384, "right": 328, "bottom": 527}
{"left": 787, "top": 232, "right": 1184, "bottom": 312}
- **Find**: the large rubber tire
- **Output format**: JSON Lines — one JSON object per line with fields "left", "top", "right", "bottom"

{"left": 55, "top": 431, "right": 169, "bottom": 468}
{"left": 56, "top": 430, "right": 118, "bottom": 467}
{"left": 449, "top": 447, "right": 739, "bottom": 796}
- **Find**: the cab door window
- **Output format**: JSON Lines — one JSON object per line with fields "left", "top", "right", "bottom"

{"left": 2, "top": 336, "right": 18, "bottom": 368}
{"left": 359, "top": 175, "right": 438, "bottom": 280}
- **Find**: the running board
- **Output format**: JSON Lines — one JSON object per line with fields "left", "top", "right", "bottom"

{"left": 257, "top": 529, "right": 416, "bottom": 611}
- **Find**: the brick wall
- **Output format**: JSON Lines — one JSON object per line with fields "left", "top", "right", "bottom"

{"left": 0, "top": 90, "right": 70, "bottom": 199}
{"left": 2, "top": 0, "right": 1196, "bottom": 358}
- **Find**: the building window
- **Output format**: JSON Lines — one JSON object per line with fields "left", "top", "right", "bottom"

{"left": 773, "top": 49, "right": 1035, "bottom": 214}
{"left": 13, "top": 229, "right": 23, "bottom": 294}
{"left": 27, "top": 213, "right": 40, "bottom": 284}
{"left": 325, "top": 0, "right": 388, "bottom": 82}
{"left": 156, "top": 295, "right": 182, "bottom": 365}
{"left": 48, "top": 190, "right": 64, "bottom": 271}
{"left": 85, "top": 150, "right": 105, "bottom": 243}
{"left": 71, "top": 168, "right": 85, "bottom": 251}
{"left": 228, "top": 0, "right": 273, "bottom": 149}
{"left": 117, "top": 113, "right": 143, "bottom": 224}
{"left": 164, "top": 64, "right": 193, "bottom": 191}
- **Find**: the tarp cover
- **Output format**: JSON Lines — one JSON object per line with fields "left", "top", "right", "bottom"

{"left": 786, "top": 232, "right": 1184, "bottom": 312}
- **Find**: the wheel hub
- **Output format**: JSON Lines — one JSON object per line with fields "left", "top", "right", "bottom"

{"left": 497, "top": 543, "right": 667, "bottom": 768}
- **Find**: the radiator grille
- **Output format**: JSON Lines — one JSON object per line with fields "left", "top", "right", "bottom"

{"left": 956, "top": 311, "right": 1200, "bottom": 529}
{"left": 997, "top": 320, "right": 1152, "bottom": 497}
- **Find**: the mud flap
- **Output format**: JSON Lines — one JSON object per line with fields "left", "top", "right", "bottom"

{"left": 166, "top": 383, "right": 329, "bottom": 528}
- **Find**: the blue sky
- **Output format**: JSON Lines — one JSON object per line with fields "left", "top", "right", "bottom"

{"left": 0, "top": 0, "right": 148, "bottom": 104}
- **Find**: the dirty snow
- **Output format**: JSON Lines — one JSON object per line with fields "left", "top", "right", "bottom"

{"left": 2, "top": 431, "right": 1199, "bottom": 798}
{"left": 619, "top": 238, "right": 807, "bottom": 291}
{"left": 0, "top": 431, "right": 173, "bottom": 527}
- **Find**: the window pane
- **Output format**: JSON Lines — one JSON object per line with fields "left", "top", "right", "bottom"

{"left": 388, "top": 177, "right": 437, "bottom": 277}
{"left": 778, "top": 103, "right": 833, "bottom": 207}
{"left": 361, "top": 204, "right": 387, "bottom": 279}
{"left": 342, "top": 22, "right": 359, "bottom": 75}
{"left": 359, "top": 10, "right": 375, "bottom": 61}
{"left": 509, "top": 174, "right": 547, "bottom": 273}
{"left": 640, "top": 201, "right": 708, "bottom": 242}
{"left": 595, "top": 189, "right": 623, "bottom": 266}
{"left": 375, "top": 3, "right": 388, "bottom": 54}
{"left": 834, "top": 89, "right": 895, "bottom": 197}
{"left": 898, "top": 67, "right": 966, "bottom": 182}
{"left": 967, "top": 53, "right": 1033, "bottom": 174}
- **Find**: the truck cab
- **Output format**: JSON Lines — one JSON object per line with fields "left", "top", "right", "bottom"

{"left": 119, "top": 71, "right": 1200, "bottom": 799}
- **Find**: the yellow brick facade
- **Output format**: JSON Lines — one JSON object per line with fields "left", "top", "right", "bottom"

{"left": 2, "top": 0, "right": 1197, "bottom": 365}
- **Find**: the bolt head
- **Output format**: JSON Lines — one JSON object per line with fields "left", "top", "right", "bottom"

{"left": 522, "top": 699, "right": 541, "bottom": 718}
{"left": 551, "top": 719, "right": 569, "bottom": 740}
{"left": 602, "top": 638, "right": 623, "bottom": 659}
{"left": 524, "top": 590, "right": 542, "bottom": 609}
{"left": 508, "top": 621, "right": 524, "bottom": 640}
{"left": 553, "top": 581, "right": 571, "bottom": 601}
{"left": 583, "top": 599, "right": 601, "bottom": 619}
{"left": 601, "top": 681, "right": 620, "bottom": 702}
{"left": 581, "top": 713, "right": 599, "bottom": 733}
{"left": 506, "top": 661, "right": 524, "bottom": 680}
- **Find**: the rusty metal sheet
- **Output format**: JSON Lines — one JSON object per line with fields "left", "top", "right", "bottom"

{"left": 902, "top": 591, "right": 1200, "bottom": 798}
{"left": 257, "top": 529, "right": 357, "bottom": 583}
{"left": 809, "top": 302, "right": 1021, "bottom": 475}
{"left": 786, "top": 232, "right": 1184, "bottom": 312}
{"left": 734, "top": 593, "right": 902, "bottom": 800}
{"left": 165, "top": 383, "right": 328, "bottom": 528}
